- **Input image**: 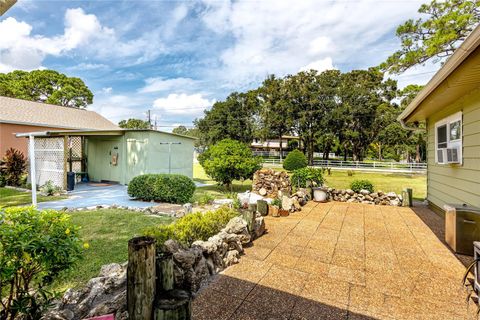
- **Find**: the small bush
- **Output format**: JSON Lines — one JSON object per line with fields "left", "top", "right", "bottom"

{"left": 347, "top": 170, "right": 355, "bottom": 176}
{"left": 198, "top": 139, "right": 262, "bottom": 187}
{"left": 40, "top": 180, "right": 63, "bottom": 196}
{"left": 350, "top": 180, "right": 374, "bottom": 193}
{"left": 271, "top": 198, "right": 281, "bottom": 207}
{"left": 291, "top": 167, "right": 324, "bottom": 188}
{"left": 0, "top": 207, "right": 83, "bottom": 319}
{"left": 0, "top": 148, "right": 27, "bottom": 187}
{"left": 283, "top": 149, "right": 307, "bottom": 171}
{"left": 144, "top": 207, "right": 239, "bottom": 246}
{"left": 196, "top": 193, "right": 215, "bottom": 206}
{"left": 128, "top": 174, "right": 196, "bottom": 204}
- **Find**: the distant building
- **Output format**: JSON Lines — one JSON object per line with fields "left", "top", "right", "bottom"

{"left": 251, "top": 136, "right": 301, "bottom": 156}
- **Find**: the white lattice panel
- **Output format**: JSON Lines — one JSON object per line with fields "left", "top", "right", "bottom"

{"left": 30, "top": 137, "right": 65, "bottom": 189}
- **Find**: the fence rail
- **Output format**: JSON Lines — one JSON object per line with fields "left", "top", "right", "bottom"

{"left": 263, "top": 158, "right": 427, "bottom": 173}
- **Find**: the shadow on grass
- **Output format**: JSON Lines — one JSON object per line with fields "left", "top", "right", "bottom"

{"left": 193, "top": 273, "right": 375, "bottom": 320}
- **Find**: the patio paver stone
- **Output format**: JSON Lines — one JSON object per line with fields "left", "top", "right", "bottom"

{"left": 192, "top": 202, "right": 472, "bottom": 319}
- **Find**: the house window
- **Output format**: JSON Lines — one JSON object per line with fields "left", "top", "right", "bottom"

{"left": 435, "top": 112, "right": 462, "bottom": 164}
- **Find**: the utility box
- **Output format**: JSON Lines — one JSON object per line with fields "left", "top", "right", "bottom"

{"left": 445, "top": 204, "right": 480, "bottom": 255}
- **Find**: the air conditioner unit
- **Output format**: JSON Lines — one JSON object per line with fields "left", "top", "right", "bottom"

{"left": 437, "top": 149, "right": 446, "bottom": 164}
{"left": 447, "top": 147, "right": 460, "bottom": 164}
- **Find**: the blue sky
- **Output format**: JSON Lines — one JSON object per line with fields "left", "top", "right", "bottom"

{"left": 1, "top": 0, "right": 438, "bottom": 130}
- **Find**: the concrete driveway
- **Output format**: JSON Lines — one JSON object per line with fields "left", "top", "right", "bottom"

{"left": 37, "top": 183, "right": 153, "bottom": 210}
{"left": 193, "top": 202, "right": 471, "bottom": 319}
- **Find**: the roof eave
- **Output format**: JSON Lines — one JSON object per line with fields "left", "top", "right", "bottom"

{"left": 399, "top": 24, "right": 480, "bottom": 123}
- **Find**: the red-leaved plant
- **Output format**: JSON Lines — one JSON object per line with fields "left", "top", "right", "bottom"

{"left": 0, "top": 148, "right": 27, "bottom": 187}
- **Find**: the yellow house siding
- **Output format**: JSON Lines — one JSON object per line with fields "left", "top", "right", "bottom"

{"left": 426, "top": 88, "right": 480, "bottom": 209}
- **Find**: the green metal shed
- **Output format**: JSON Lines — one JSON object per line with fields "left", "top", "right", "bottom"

{"left": 17, "top": 129, "right": 195, "bottom": 191}
{"left": 85, "top": 130, "right": 195, "bottom": 184}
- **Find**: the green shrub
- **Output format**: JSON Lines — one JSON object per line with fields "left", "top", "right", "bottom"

{"left": 144, "top": 207, "right": 239, "bottom": 246}
{"left": 0, "top": 207, "right": 83, "bottom": 319}
{"left": 291, "top": 167, "right": 324, "bottom": 188}
{"left": 283, "top": 149, "right": 307, "bottom": 171}
{"left": 350, "top": 180, "right": 374, "bottom": 193}
{"left": 128, "top": 174, "right": 196, "bottom": 204}
{"left": 271, "top": 198, "right": 281, "bottom": 207}
{"left": 347, "top": 170, "right": 355, "bottom": 177}
{"left": 40, "top": 180, "right": 63, "bottom": 196}
{"left": 0, "top": 148, "right": 27, "bottom": 187}
{"left": 198, "top": 139, "right": 262, "bottom": 187}
{"left": 196, "top": 193, "right": 215, "bottom": 206}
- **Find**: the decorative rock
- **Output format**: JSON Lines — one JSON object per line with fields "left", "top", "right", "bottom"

{"left": 223, "top": 250, "right": 240, "bottom": 266}
{"left": 282, "top": 196, "right": 294, "bottom": 212}
{"left": 386, "top": 192, "right": 397, "bottom": 199}
{"left": 253, "top": 216, "right": 266, "bottom": 238}
{"left": 183, "top": 203, "right": 193, "bottom": 214}
{"left": 259, "top": 187, "right": 267, "bottom": 196}
{"left": 212, "top": 199, "right": 234, "bottom": 206}
{"left": 164, "top": 239, "right": 181, "bottom": 253}
{"left": 224, "top": 217, "right": 248, "bottom": 234}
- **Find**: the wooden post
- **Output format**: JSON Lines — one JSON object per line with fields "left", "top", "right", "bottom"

{"left": 127, "top": 236, "right": 156, "bottom": 320}
{"left": 156, "top": 252, "right": 174, "bottom": 292}
{"left": 155, "top": 252, "right": 192, "bottom": 320}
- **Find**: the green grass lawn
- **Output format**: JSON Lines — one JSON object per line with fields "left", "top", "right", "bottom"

{"left": 323, "top": 170, "right": 426, "bottom": 200}
{"left": 193, "top": 163, "right": 251, "bottom": 200}
{"left": 54, "top": 209, "right": 173, "bottom": 291}
{"left": 0, "top": 187, "right": 66, "bottom": 207}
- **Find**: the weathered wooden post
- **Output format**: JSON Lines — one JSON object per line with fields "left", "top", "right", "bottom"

{"left": 154, "top": 252, "right": 192, "bottom": 320}
{"left": 127, "top": 236, "right": 156, "bottom": 320}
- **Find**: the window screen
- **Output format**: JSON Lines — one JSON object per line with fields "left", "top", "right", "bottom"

{"left": 437, "top": 124, "right": 447, "bottom": 149}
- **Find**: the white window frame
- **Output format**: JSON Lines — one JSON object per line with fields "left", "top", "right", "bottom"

{"left": 434, "top": 111, "right": 463, "bottom": 165}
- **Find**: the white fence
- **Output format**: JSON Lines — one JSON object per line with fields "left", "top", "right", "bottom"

{"left": 263, "top": 158, "right": 427, "bottom": 173}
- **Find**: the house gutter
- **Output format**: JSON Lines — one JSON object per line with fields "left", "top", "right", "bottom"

{"left": 398, "top": 24, "right": 480, "bottom": 124}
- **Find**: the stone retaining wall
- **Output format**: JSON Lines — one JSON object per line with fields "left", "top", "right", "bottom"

{"left": 45, "top": 215, "right": 265, "bottom": 320}
{"left": 328, "top": 188, "right": 403, "bottom": 206}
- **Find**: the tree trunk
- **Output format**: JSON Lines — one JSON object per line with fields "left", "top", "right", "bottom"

{"left": 127, "top": 236, "right": 156, "bottom": 320}
{"left": 378, "top": 143, "right": 382, "bottom": 161}
{"left": 343, "top": 145, "right": 348, "bottom": 161}
{"left": 415, "top": 144, "right": 421, "bottom": 162}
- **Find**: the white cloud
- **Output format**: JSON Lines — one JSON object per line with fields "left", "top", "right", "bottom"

{"left": 0, "top": 7, "right": 167, "bottom": 72}
{"left": 69, "top": 62, "right": 110, "bottom": 71}
{"left": 139, "top": 77, "right": 198, "bottom": 93}
{"left": 153, "top": 93, "right": 215, "bottom": 115}
{"left": 300, "top": 57, "right": 335, "bottom": 73}
{"left": 201, "top": 0, "right": 423, "bottom": 87}
{"left": 101, "top": 87, "right": 113, "bottom": 94}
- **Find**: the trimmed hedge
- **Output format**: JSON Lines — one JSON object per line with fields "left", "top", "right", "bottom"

{"left": 144, "top": 207, "right": 238, "bottom": 246}
{"left": 291, "top": 167, "right": 324, "bottom": 188}
{"left": 350, "top": 179, "right": 374, "bottom": 193}
{"left": 128, "top": 174, "right": 196, "bottom": 204}
{"left": 283, "top": 149, "right": 307, "bottom": 171}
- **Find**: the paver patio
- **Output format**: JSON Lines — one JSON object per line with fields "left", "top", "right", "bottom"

{"left": 193, "top": 202, "right": 473, "bottom": 319}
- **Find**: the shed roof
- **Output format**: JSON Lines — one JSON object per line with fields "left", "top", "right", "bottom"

{"left": 0, "top": 96, "right": 119, "bottom": 130}
{"left": 15, "top": 128, "right": 197, "bottom": 140}
{"left": 398, "top": 24, "right": 480, "bottom": 124}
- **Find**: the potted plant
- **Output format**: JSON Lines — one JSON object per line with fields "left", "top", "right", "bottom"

{"left": 291, "top": 167, "right": 327, "bottom": 202}
{"left": 269, "top": 198, "right": 281, "bottom": 217}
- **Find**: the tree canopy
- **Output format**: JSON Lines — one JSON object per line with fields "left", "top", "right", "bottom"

{"left": 0, "top": 70, "right": 93, "bottom": 108}
{"left": 381, "top": 0, "right": 480, "bottom": 73}
{"left": 118, "top": 118, "right": 151, "bottom": 129}
{"left": 194, "top": 68, "right": 415, "bottom": 163}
